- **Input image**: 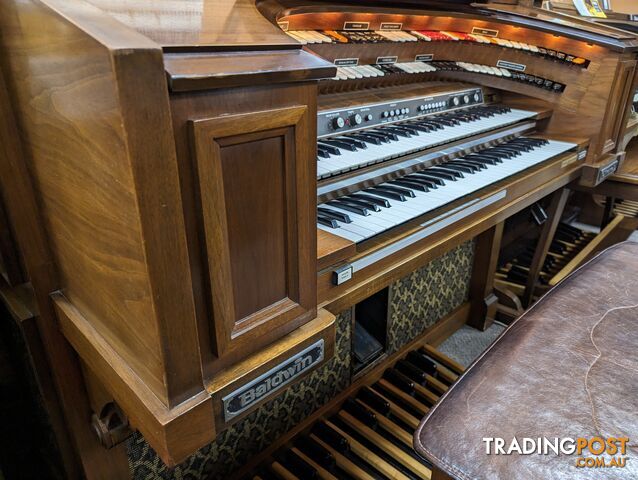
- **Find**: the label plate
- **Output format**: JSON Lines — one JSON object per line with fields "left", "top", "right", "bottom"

{"left": 344, "top": 21, "right": 369, "bottom": 30}
{"left": 334, "top": 58, "right": 359, "bottom": 66}
{"left": 376, "top": 56, "right": 398, "bottom": 65}
{"left": 496, "top": 60, "right": 526, "bottom": 72}
{"left": 380, "top": 22, "right": 402, "bottom": 30}
{"left": 222, "top": 340, "right": 325, "bottom": 421}
{"left": 472, "top": 27, "right": 499, "bottom": 37}
{"left": 415, "top": 54, "right": 434, "bottom": 62}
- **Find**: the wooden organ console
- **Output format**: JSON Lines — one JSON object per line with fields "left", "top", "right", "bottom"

{"left": 0, "top": 0, "right": 637, "bottom": 479}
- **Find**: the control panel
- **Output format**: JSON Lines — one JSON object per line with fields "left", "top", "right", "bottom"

{"left": 318, "top": 88, "right": 483, "bottom": 138}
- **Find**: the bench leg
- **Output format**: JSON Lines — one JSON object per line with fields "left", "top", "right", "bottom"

{"left": 432, "top": 466, "right": 455, "bottom": 480}
{"left": 522, "top": 188, "right": 570, "bottom": 307}
{"left": 468, "top": 221, "right": 504, "bottom": 331}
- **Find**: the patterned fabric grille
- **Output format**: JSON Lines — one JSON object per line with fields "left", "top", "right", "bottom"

{"left": 127, "top": 309, "right": 352, "bottom": 480}
{"left": 387, "top": 241, "right": 475, "bottom": 353}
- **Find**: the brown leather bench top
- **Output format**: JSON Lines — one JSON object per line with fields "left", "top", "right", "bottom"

{"left": 414, "top": 242, "right": 638, "bottom": 479}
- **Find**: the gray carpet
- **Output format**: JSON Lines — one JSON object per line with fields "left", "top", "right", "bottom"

{"left": 438, "top": 323, "right": 506, "bottom": 368}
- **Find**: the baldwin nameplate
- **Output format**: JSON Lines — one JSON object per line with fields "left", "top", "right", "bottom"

{"left": 222, "top": 339, "right": 325, "bottom": 421}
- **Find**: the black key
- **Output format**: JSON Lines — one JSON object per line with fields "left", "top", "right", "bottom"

{"left": 369, "top": 129, "right": 399, "bottom": 141}
{"left": 382, "top": 126, "right": 413, "bottom": 138}
{"left": 349, "top": 133, "right": 382, "bottom": 145}
{"left": 359, "top": 131, "right": 392, "bottom": 143}
{"left": 467, "top": 154, "right": 501, "bottom": 165}
{"left": 320, "top": 139, "right": 357, "bottom": 152}
{"left": 317, "top": 214, "right": 339, "bottom": 228}
{"left": 318, "top": 207, "right": 351, "bottom": 223}
{"left": 396, "top": 359, "right": 428, "bottom": 385}
{"left": 393, "top": 124, "right": 420, "bottom": 135}
{"left": 411, "top": 172, "right": 446, "bottom": 186}
{"left": 357, "top": 387, "right": 391, "bottom": 415}
{"left": 366, "top": 188, "right": 406, "bottom": 202}
{"left": 343, "top": 196, "right": 381, "bottom": 212}
{"left": 334, "top": 136, "right": 367, "bottom": 149}
{"left": 317, "top": 146, "right": 331, "bottom": 159}
{"left": 392, "top": 179, "right": 429, "bottom": 192}
{"left": 442, "top": 163, "right": 472, "bottom": 175}
{"left": 454, "top": 159, "right": 486, "bottom": 170}
{"left": 350, "top": 193, "right": 391, "bottom": 208}
{"left": 317, "top": 142, "right": 340, "bottom": 156}
{"left": 327, "top": 200, "right": 370, "bottom": 216}
{"left": 296, "top": 437, "right": 336, "bottom": 470}
{"left": 427, "top": 167, "right": 462, "bottom": 180}
{"left": 384, "top": 369, "right": 415, "bottom": 395}
{"left": 312, "top": 422, "right": 349, "bottom": 453}
{"left": 406, "top": 351, "right": 438, "bottom": 376}
{"left": 404, "top": 175, "right": 438, "bottom": 189}
{"left": 405, "top": 122, "right": 432, "bottom": 133}
{"left": 343, "top": 398, "right": 378, "bottom": 428}
{"left": 278, "top": 451, "right": 318, "bottom": 479}
{"left": 376, "top": 184, "right": 416, "bottom": 198}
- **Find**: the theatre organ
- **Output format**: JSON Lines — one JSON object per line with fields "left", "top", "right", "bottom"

{"left": 0, "top": 0, "right": 637, "bottom": 478}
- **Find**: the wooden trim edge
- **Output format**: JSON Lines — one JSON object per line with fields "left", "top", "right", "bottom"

{"left": 53, "top": 292, "right": 215, "bottom": 467}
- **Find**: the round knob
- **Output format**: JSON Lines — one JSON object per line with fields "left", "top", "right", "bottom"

{"left": 350, "top": 113, "right": 363, "bottom": 125}
{"left": 365, "top": 114, "right": 373, "bottom": 122}
{"left": 390, "top": 110, "right": 396, "bottom": 117}
{"left": 452, "top": 97, "right": 461, "bottom": 107}
{"left": 463, "top": 95, "right": 470, "bottom": 104}
{"left": 332, "top": 117, "right": 345, "bottom": 129}
{"left": 383, "top": 111, "right": 390, "bottom": 118}
{"left": 473, "top": 92, "right": 481, "bottom": 102}
{"left": 419, "top": 105, "right": 426, "bottom": 112}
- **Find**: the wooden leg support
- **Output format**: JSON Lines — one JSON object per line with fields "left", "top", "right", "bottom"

{"left": 467, "top": 221, "right": 504, "bottom": 331}
{"left": 522, "top": 188, "right": 570, "bottom": 307}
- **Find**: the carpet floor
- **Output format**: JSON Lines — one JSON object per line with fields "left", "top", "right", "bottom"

{"left": 437, "top": 322, "right": 506, "bottom": 368}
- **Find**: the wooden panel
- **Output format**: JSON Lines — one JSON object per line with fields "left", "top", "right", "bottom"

{"left": 165, "top": 50, "right": 335, "bottom": 91}
{"left": 318, "top": 229, "right": 356, "bottom": 271}
{"left": 599, "top": 59, "right": 637, "bottom": 155}
{"left": 54, "top": 293, "right": 215, "bottom": 467}
{"left": 191, "top": 106, "right": 316, "bottom": 358}
{"left": 85, "top": 0, "right": 298, "bottom": 49}
{"left": 222, "top": 137, "right": 288, "bottom": 320}
{"left": 0, "top": 0, "right": 203, "bottom": 408}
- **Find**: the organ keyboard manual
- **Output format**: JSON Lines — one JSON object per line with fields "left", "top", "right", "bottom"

{"left": 0, "top": 0, "right": 637, "bottom": 479}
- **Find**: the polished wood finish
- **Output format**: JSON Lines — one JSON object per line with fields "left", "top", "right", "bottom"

{"left": 87, "top": 0, "right": 299, "bottom": 50}
{"left": 169, "top": 82, "right": 321, "bottom": 382}
{"left": 165, "top": 50, "right": 335, "bottom": 91}
{"left": 3, "top": 0, "right": 638, "bottom": 475}
{"left": 0, "top": 42, "right": 130, "bottom": 478}
{"left": 468, "top": 222, "right": 505, "bottom": 331}
{"left": 191, "top": 105, "right": 316, "bottom": 358}
{"left": 54, "top": 293, "right": 215, "bottom": 466}
{"left": 522, "top": 188, "right": 570, "bottom": 306}
{"left": 317, "top": 229, "right": 356, "bottom": 271}
{"left": 0, "top": 0, "right": 201, "bottom": 409}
